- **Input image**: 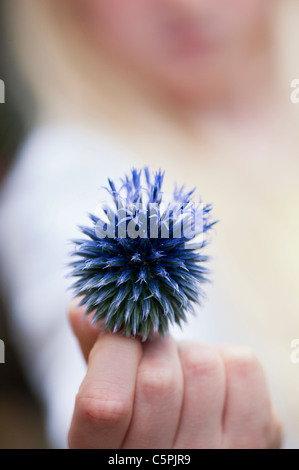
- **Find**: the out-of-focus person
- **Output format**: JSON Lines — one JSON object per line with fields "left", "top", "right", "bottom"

{"left": 0, "top": 0, "right": 299, "bottom": 448}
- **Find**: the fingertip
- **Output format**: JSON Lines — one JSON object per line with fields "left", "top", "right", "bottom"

{"left": 68, "top": 297, "right": 85, "bottom": 324}
{"left": 68, "top": 297, "right": 104, "bottom": 361}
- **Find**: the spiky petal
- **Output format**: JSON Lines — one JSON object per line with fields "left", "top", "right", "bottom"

{"left": 69, "top": 168, "right": 216, "bottom": 340}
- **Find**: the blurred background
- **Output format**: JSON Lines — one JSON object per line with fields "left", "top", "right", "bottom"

{"left": 0, "top": 9, "right": 48, "bottom": 449}
{"left": 0, "top": 0, "right": 299, "bottom": 449}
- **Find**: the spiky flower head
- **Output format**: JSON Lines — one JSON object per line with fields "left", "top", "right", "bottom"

{"left": 69, "top": 168, "right": 216, "bottom": 340}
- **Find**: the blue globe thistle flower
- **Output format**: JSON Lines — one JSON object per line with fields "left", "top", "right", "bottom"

{"left": 69, "top": 168, "right": 216, "bottom": 341}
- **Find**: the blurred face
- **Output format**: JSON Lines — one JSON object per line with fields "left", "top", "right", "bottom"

{"left": 75, "top": 0, "right": 273, "bottom": 104}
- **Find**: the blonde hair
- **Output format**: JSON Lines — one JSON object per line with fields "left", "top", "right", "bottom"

{"left": 5, "top": 0, "right": 299, "bottom": 444}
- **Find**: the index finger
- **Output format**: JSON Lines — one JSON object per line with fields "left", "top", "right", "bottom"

{"left": 68, "top": 298, "right": 103, "bottom": 361}
{"left": 68, "top": 330, "right": 143, "bottom": 449}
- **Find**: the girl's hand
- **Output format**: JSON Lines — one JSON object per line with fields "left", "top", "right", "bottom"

{"left": 68, "top": 301, "right": 281, "bottom": 449}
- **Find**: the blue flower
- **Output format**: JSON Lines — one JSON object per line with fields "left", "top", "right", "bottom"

{"left": 69, "top": 168, "right": 216, "bottom": 340}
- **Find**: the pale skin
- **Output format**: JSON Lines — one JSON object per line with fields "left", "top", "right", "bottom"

{"left": 74, "top": 0, "right": 274, "bottom": 111}
{"left": 68, "top": 301, "right": 281, "bottom": 449}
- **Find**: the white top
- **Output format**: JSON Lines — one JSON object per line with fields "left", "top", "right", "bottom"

{"left": 0, "top": 124, "right": 133, "bottom": 447}
{"left": 0, "top": 123, "right": 296, "bottom": 448}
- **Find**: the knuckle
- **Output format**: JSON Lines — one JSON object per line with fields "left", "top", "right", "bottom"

{"left": 250, "top": 416, "right": 281, "bottom": 449}
{"left": 76, "top": 394, "right": 131, "bottom": 425}
{"left": 246, "top": 418, "right": 271, "bottom": 448}
{"left": 223, "top": 346, "right": 259, "bottom": 380}
{"left": 233, "top": 423, "right": 273, "bottom": 449}
{"left": 180, "top": 343, "right": 222, "bottom": 379}
{"left": 228, "top": 433, "right": 263, "bottom": 449}
{"left": 138, "top": 363, "right": 177, "bottom": 399}
{"left": 224, "top": 414, "right": 274, "bottom": 449}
